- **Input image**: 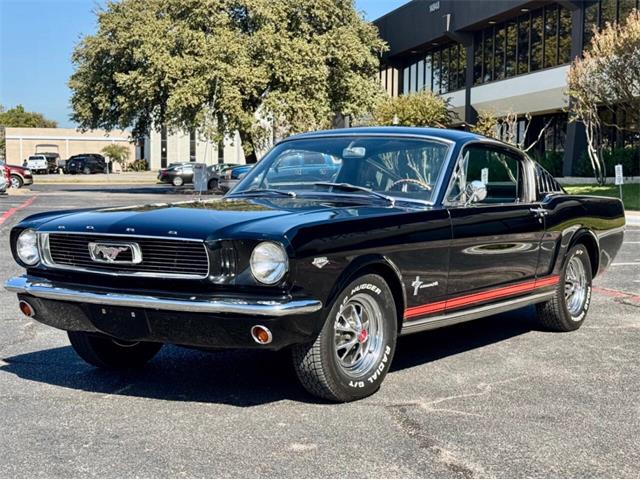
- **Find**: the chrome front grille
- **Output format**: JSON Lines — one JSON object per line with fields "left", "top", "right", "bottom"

{"left": 40, "top": 233, "right": 210, "bottom": 279}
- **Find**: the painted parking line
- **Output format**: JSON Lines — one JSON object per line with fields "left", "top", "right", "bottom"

{"left": 0, "top": 196, "right": 37, "bottom": 226}
{"left": 594, "top": 286, "right": 640, "bottom": 304}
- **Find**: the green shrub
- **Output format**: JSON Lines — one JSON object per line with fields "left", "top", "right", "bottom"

{"left": 128, "top": 159, "right": 149, "bottom": 172}
{"left": 574, "top": 146, "right": 639, "bottom": 177}
{"left": 533, "top": 151, "right": 564, "bottom": 177}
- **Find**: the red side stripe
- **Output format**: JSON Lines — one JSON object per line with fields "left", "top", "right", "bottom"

{"left": 404, "top": 275, "right": 560, "bottom": 319}
{"left": 404, "top": 300, "right": 446, "bottom": 318}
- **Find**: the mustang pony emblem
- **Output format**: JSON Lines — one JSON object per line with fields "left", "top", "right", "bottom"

{"left": 88, "top": 242, "right": 141, "bottom": 264}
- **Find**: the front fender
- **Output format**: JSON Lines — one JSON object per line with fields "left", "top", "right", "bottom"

{"left": 323, "top": 254, "right": 406, "bottom": 319}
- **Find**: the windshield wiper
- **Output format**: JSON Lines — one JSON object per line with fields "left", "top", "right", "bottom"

{"left": 313, "top": 182, "right": 395, "bottom": 206}
{"left": 236, "top": 188, "right": 297, "bottom": 198}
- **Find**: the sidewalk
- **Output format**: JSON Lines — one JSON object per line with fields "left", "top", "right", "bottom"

{"left": 626, "top": 210, "right": 640, "bottom": 226}
{"left": 30, "top": 171, "right": 158, "bottom": 184}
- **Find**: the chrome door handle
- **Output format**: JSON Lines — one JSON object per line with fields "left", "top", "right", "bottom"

{"left": 530, "top": 207, "right": 548, "bottom": 217}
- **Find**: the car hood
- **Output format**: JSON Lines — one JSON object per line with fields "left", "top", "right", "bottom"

{"left": 33, "top": 197, "right": 430, "bottom": 241}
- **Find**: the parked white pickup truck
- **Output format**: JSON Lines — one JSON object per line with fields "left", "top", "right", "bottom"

{"left": 26, "top": 154, "right": 57, "bottom": 174}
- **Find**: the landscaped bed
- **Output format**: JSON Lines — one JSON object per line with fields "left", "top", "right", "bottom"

{"left": 564, "top": 184, "right": 640, "bottom": 211}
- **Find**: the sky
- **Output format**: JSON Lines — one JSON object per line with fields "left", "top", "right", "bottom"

{"left": 0, "top": 0, "right": 407, "bottom": 128}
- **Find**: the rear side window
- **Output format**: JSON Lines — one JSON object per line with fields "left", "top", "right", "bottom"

{"left": 534, "top": 163, "right": 565, "bottom": 199}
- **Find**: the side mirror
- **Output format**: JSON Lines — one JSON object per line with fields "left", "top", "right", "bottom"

{"left": 464, "top": 180, "right": 487, "bottom": 205}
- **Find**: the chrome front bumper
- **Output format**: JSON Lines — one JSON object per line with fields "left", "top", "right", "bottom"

{"left": 5, "top": 275, "right": 322, "bottom": 317}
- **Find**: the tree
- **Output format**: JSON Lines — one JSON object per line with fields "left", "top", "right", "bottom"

{"left": 0, "top": 104, "right": 58, "bottom": 128}
{"left": 372, "top": 91, "right": 455, "bottom": 128}
{"left": 0, "top": 104, "right": 58, "bottom": 160}
{"left": 69, "top": 0, "right": 386, "bottom": 163}
{"left": 567, "top": 9, "right": 640, "bottom": 184}
{"left": 471, "top": 110, "right": 552, "bottom": 153}
{"left": 101, "top": 144, "right": 130, "bottom": 165}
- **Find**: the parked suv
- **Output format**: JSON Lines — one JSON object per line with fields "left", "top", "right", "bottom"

{"left": 66, "top": 155, "right": 108, "bottom": 174}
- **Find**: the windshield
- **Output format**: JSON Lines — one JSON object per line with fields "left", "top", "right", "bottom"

{"left": 232, "top": 136, "right": 451, "bottom": 203}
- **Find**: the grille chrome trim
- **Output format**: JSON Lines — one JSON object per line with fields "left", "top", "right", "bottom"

{"left": 39, "top": 232, "right": 211, "bottom": 279}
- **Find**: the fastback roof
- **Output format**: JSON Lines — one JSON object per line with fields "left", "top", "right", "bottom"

{"left": 286, "top": 126, "right": 486, "bottom": 144}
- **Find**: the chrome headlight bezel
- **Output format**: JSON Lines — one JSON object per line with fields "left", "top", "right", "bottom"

{"left": 16, "top": 228, "right": 40, "bottom": 266}
{"left": 250, "top": 241, "right": 288, "bottom": 285}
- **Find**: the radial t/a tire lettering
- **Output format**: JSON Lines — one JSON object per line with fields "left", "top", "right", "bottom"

{"left": 292, "top": 273, "right": 397, "bottom": 402}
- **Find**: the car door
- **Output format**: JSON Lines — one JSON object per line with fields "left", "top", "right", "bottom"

{"left": 444, "top": 143, "right": 545, "bottom": 311}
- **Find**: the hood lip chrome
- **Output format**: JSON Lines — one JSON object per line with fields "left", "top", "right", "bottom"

{"left": 37, "top": 230, "right": 205, "bottom": 242}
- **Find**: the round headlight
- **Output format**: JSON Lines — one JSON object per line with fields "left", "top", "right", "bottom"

{"left": 16, "top": 228, "right": 40, "bottom": 265}
{"left": 250, "top": 242, "right": 288, "bottom": 285}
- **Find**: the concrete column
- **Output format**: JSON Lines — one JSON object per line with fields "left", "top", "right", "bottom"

{"left": 563, "top": 3, "right": 587, "bottom": 176}
{"left": 464, "top": 40, "right": 477, "bottom": 126}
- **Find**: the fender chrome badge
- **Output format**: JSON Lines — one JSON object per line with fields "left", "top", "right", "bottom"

{"left": 312, "top": 257, "right": 329, "bottom": 269}
{"left": 411, "top": 276, "right": 439, "bottom": 296}
{"left": 88, "top": 242, "right": 143, "bottom": 264}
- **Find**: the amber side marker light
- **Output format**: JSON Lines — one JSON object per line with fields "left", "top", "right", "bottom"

{"left": 19, "top": 300, "right": 35, "bottom": 317}
{"left": 251, "top": 325, "right": 273, "bottom": 345}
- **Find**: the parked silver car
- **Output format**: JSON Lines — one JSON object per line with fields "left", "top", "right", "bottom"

{"left": 0, "top": 165, "right": 9, "bottom": 194}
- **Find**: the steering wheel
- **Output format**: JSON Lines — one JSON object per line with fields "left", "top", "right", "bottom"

{"left": 389, "top": 178, "right": 432, "bottom": 192}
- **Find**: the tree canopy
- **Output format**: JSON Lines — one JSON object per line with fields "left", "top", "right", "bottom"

{"left": 567, "top": 9, "right": 640, "bottom": 183}
{"left": 0, "top": 104, "right": 58, "bottom": 128}
{"left": 372, "top": 91, "right": 455, "bottom": 128}
{"left": 70, "top": 0, "right": 386, "bottom": 162}
{"left": 101, "top": 144, "right": 130, "bottom": 164}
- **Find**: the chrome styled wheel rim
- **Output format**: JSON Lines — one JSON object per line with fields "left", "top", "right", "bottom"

{"left": 10, "top": 177, "right": 20, "bottom": 188}
{"left": 333, "top": 293, "right": 384, "bottom": 377}
{"left": 565, "top": 255, "right": 587, "bottom": 317}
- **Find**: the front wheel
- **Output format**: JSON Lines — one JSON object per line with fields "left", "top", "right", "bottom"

{"left": 10, "top": 175, "right": 23, "bottom": 189}
{"left": 68, "top": 331, "right": 162, "bottom": 369}
{"left": 536, "top": 244, "right": 593, "bottom": 331}
{"left": 292, "top": 273, "right": 397, "bottom": 402}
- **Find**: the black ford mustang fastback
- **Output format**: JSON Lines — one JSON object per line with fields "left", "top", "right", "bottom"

{"left": 6, "top": 127, "right": 625, "bottom": 402}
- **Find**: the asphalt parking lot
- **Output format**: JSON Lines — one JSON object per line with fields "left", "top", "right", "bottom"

{"left": 1, "top": 184, "right": 638, "bottom": 478}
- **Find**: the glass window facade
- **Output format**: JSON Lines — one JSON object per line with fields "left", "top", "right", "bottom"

{"left": 584, "top": 0, "right": 640, "bottom": 47}
{"left": 473, "top": 4, "right": 573, "bottom": 85}
{"left": 387, "top": 1, "right": 640, "bottom": 96}
{"left": 400, "top": 42, "right": 465, "bottom": 95}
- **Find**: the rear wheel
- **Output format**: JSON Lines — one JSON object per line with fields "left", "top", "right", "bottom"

{"left": 83, "top": 166, "right": 91, "bottom": 175}
{"left": 536, "top": 244, "right": 593, "bottom": 331}
{"left": 292, "top": 273, "right": 397, "bottom": 402}
{"left": 172, "top": 176, "right": 184, "bottom": 186}
{"left": 10, "top": 175, "right": 23, "bottom": 188}
{"left": 208, "top": 178, "right": 218, "bottom": 191}
{"left": 68, "top": 331, "right": 162, "bottom": 369}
